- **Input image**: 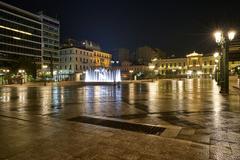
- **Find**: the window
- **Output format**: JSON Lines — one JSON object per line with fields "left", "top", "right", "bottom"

{"left": 76, "top": 57, "right": 78, "bottom": 61}
{"left": 170, "top": 63, "right": 172, "bottom": 67}
{"left": 209, "top": 60, "right": 212, "bottom": 65}
{"left": 162, "top": 64, "right": 164, "bottom": 68}
{"left": 69, "top": 65, "right": 72, "bottom": 70}
{"left": 76, "top": 65, "right": 78, "bottom": 70}
{"left": 65, "top": 65, "right": 66, "bottom": 69}
{"left": 70, "top": 57, "right": 72, "bottom": 62}
{"left": 204, "top": 61, "right": 207, "bottom": 65}
{"left": 174, "top": 63, "right": 176, "bottom": 67}
{"left": 65, "top": 58, "right": 67, "bottom": 62}
{"left": 183, "top": 62, "right": 186, "bottom": 66}
{"left": 192, "top": 60, "right": 197, "bottom": 65}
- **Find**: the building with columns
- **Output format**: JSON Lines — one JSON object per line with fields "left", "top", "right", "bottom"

{"left": 152, "top": 52, "right": 240, "bottom": 78}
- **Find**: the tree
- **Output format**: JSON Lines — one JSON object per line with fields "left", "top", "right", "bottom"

{"left": 12, "top": 57, "right": 37, "bottom": 79}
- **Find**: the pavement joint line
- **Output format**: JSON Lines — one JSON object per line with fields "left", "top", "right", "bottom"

{"left": 0, "top": 114, "right": 34, "bottom": 122}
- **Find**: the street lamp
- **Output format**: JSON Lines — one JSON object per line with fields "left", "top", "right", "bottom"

{"left": 129, "top": 70, "right": 134, "bottom": 80}
{"left": 213, "top": 52, "right": 220, "bottom": 85}
{"left": 214, "top": 30, "right": 236, "bottom": 94}
{"left": 18, "top": 69, "right": 25, "bottom": 85}
{"left": 42, "top": 65, "right": 48, "bottom": 69}
{"left": 148, "top": 65, "right": 155, "bottom": 70}
{"left": 214, "top": 52, "right": 219, "bottom": 58}
{"left": 42, "top": 65, "right": 48, "bottom": 86}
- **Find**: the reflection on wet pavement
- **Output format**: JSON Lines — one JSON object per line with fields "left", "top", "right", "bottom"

{"left": 1, "top": 79, "right": 239, "bottom": 116}
{"left": 0, "top": 78, "right": 240, "bottom": 159}
{"left": 1, "top": 79, "right": 240, "bottom": 133}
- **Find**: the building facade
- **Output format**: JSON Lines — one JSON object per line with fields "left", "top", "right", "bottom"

{"left": 59, "top": 47, "right": 112, "bottom": 81}
{"left": 39, "top": 12, "right": 60, "bottom": 74}
{"left": 0, "top": 1, "right": 60, "bottom": 76}
{"left": 0, "top": 1, "right": 42, "bottom": 65}
{"left": 152, "top": 52, "right": 240, "bottom": 78}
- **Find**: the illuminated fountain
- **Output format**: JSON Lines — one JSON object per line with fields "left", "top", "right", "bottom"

{"left": 85, "top": 68, "right": 121, "bottom": 82}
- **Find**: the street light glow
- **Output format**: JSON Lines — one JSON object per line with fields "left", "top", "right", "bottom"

{"left": 187, "top": 70, "right": 192, "bottom": 75}
{"left": 228, "top": 31, "right": 236, "bottom": 41}
{"left": 149, "top": 65, "right": 155, "bottom": 70}
{"left": 18, "top": 69, "right": 25, "bottom": 73}
{"left": 152, "top": 58, "right": 158, "bottom": 62}
{"left": 129, "top": 70, "right": 133, "bottom": 73}
{"left": 197, "top": 71, "right": 202, "bottom": 75}
{"left": 214, "top": 31, "right": 222, "bottom": 43}
{"left": 214, "top": 52, "right": 219, "bottom": 58}
{"left": 42, "top": 65, "right": 48, "bottom": 69}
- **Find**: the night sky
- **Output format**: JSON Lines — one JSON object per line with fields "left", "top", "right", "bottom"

{"left": 3, "top": 0, "right": 240, "bottom": 56}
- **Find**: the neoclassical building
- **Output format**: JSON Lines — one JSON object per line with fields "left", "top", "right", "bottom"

{"left": 152, "top": 52, "right": 240, "bottom": 78}
{"left": 59, "top": 47, "right": 111, "bottom": 81}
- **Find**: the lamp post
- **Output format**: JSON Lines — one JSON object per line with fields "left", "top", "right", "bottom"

{"left": 42, "top": 65, "right": 48, "bottom": 86}
{"left": 214, "top": 30, "right": 236, "bottom": 94}
{"left": 148, "top": 64, "right": 155, "bottom": 80}
{"left": 129, "top": 70, "right": 133, "bottom": 80}
{"left": 18, "top": 69, "right": 25, "bottom": 85}
{"left": 214, "top": 52, "right": 220, "bottom": 85}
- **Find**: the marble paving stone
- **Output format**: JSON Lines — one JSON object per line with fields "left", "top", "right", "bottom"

{"left": 179, "top": 128, "right": 195, "bottom": 136}
{"left": 160, "top": 128, "right": 181, "bottom": 138}
{"left": 1, "top": 79, "right": 240, "bottom": 159}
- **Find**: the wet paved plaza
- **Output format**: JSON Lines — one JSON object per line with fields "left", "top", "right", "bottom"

{"left": 0, "top": 78, "right": 240, "bottom": 160}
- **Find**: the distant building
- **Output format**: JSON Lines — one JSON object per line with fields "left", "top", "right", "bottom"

{"left": 152, "top": 51, "right": 240, "bottom": 78}
{"left": 80, "top": 40, "right": 101, "bottom": 51}
{"left": 229, "top": 35, "right": 240, "bottom": 60}
{"left": 135, "top": 46, "right": 159, "bottom": 65}
{"left": 62, "top": 38, "right": 79, "bottom": 48}
{"left": 59, "top": 46, "right": 111, "bottom": 81}
{"left": 111, "top": 48, "right": 130, "bottom": 63}
{"left": 62, "top": 39, "right": 101, "bottom": 51}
